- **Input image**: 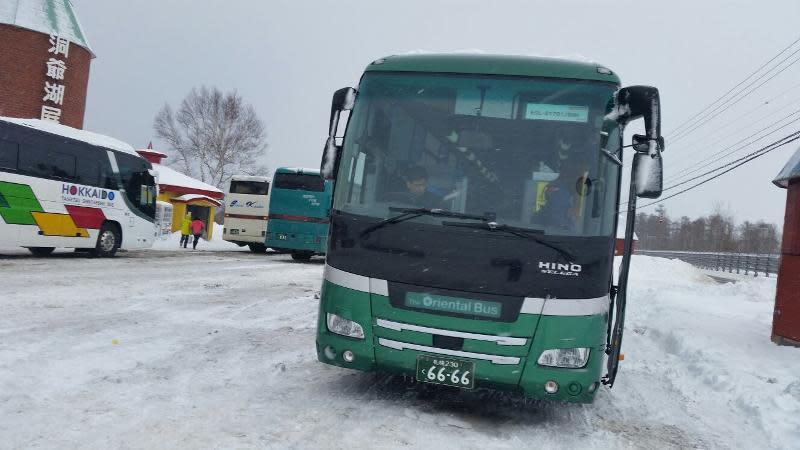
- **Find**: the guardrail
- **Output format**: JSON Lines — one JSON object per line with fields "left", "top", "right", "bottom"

{"left": 635, "top": 250, "right": 780, "bottom": 277}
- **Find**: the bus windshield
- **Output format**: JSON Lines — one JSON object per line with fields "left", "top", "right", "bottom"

{"left": 334, "top": 72, "right": 622, "bottom": 237}
{"left": 116, "top": 153, "right": 157, "bottom": 220}
{"left": 230, "top": 180, "right": 270, "bottom": 195}
{"left": 274, "top": 172, "right": 325, "bottom": 192}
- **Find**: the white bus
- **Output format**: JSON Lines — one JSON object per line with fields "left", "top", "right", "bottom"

{"left": 222, "top": 175, "right": 271, "bottom": 253}
{"left": 0, "top": 117, "right": 157, "bottom": 257}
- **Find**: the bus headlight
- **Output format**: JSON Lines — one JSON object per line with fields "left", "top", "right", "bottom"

{"left": 537, "top": 348, "right": 590, "bottom": 368}
{"left": 326, "top": 313, "right": 365, "bottom": 339}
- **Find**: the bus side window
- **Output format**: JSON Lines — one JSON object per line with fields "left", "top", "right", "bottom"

{"left": 0, "top": 139, "right": 19, "bottom": 170}
{"left": 76, "top": 157, "right": 101, "bottom": 187}
{"left": 18, "top": 145, "right": 50, "bottom": 178}
{"left": 47, "top": 150, "right": 76, "bottom": 180}
{"left": 101, "top": 164, "right": 117, "bottom": 190}
{"left": 0, "top": 138, "right": 19, "bottom": 171}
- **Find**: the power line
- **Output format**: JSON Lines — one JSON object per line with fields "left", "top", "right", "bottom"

{"left": 622, "top": 80, "right": 800, "bottom": 172}
{"left": 666, "top": 35, "right": 800, "bottom": 138}
{"left": 663, "top": 84, "right": 800, "bottom": 174}
{"left": 626, "top": 99, "right": 800, "bottom": 178}
{"left": 661, "top": 130, "right": 800, "bottom": 192}
{"left": 664, "top": 108, "right": 800, "bottom": 184}
{"left": 668, "top": 50, "right": 800, "bottom": 145}
{"left": 620, "top": 130, "right": 800, "bottom": 213}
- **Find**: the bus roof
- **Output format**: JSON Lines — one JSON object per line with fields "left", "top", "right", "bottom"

{"left": 364, "top": 53, "right": 621, "bottom": 84}
{"left": 0, "top": 117, "right": 139, "bottom": 156}
{"left": 275, "top": 167, "right": 321, "bottom": 175}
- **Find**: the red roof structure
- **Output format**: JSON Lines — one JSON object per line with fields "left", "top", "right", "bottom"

{"left": 771, "top": 147, "right": 800, "bottom": 346}
{"left": 136, "top": 149, "right": 223, "bottom": 200}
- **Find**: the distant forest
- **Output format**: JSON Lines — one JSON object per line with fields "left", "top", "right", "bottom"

{"left": 633, "top": 204, "right": 781, "bottom": 254}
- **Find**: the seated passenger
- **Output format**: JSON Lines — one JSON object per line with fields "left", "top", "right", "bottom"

{"left": 384, "top": 165, "right": 443, "bottom": 208}
{"left": 538, "top": 160, "right": 589, "bottom": 233}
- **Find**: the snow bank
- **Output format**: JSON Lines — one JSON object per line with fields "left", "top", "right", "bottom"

{"left": 620, "top": 255, "right": 800, "bottom": 448}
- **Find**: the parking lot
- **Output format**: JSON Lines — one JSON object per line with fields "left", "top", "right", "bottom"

{"left": 0, "top": 248, "right": 796, "bottom": 449}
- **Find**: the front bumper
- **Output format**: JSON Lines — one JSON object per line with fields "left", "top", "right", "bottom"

{"left": 315, "top": 280, "right": 607, "bottom": 403}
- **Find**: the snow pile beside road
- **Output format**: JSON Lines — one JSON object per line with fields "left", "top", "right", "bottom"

{"left": 619, "top": 256, "right": 800, "bottom": 448}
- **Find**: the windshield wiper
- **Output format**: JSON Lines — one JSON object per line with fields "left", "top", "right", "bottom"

{"left": 442, "top": 221, "right": 574, "bottom": 260}
{"left": 360, "top": 207, "right": 488, "bottom": 238}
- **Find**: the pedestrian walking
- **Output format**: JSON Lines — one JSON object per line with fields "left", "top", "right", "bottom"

{"left": 190, "top": 218, "right": 205, "bottom": 250}
{"left": 180, "top": 212, "right": 192, "bottom": 248}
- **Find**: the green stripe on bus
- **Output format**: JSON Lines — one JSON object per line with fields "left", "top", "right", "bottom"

{"left": 0, "top": 182, "right": 44, "bottom": 225}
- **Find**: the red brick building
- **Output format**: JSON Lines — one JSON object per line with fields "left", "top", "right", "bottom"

{"left": 0, "top": 0, "right": 93, "bottom": 129}
{"left": 772, "top": 147, "right": 800, "bottom": 346}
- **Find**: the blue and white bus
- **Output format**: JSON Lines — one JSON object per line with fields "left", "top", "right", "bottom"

{"left": 223, "top": 175, "right": 271, "bottom": 253}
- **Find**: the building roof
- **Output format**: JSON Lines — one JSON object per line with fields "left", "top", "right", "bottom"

{"left": 135, "top": 148, "right": 167, "bottom": 165}
{"left": 170, "top": 194, "right": 222, "bottom": 207}
{"left": 773, "top": 146, "right": 800, "bottom": 189}
{"left": 0, "top": 116, "right": 137, "bottom": 155}
{"left": 153, "top": 163, "right": 224, "bottom": 199}
{"left": 364, "top": 53, "right": 620, "bottom": 83}
{"left": 0, "top": 0, "right": 93, "bottom": 54}
{"left": 137, "top": 148, "right": 167, "bottom": 159}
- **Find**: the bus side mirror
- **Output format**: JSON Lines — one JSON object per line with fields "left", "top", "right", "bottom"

{"left": 613, "top": 86, "right": 663, "bottom": 155}
{"left": 321, "top": 87, "right": 356, "bottom": 180}
{"left": 613, "top": 86, "right": 665, "bottom": 198}
{"left": 632, "top": 152, "right": 663, "bottom": 198}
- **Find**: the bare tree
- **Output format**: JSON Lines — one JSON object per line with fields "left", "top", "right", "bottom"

{"left": 154, "top": 86, "right": 268, "bottom": 188}
{"left": 634, "top": 203, "right": 781, "bottom": 254}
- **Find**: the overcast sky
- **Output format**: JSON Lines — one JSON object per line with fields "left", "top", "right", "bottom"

{"left": 72, "top": 0, "right": 800, "bottom": 226}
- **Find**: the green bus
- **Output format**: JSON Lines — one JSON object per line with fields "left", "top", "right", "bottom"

{"left": 315, "top": 54, "right": 664, "bottom": 403}
{"left": 264, "top": 167, "right": 333, "bottom": 261}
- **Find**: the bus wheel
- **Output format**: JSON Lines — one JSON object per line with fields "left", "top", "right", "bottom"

{"left": 93, "top": 223, "right": 120, "bottom": 257}
{"left": 291, "top": 251, "right": 313, "bottom": 261}
{"left": 248, "top": 243, "right": 267, "bottom": 254}
{"left": 28, "top": 247, "right": 55, "bottom": 256}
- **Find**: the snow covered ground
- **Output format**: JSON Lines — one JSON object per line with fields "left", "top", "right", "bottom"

{"left": 0, "top": 249, "right": 798, "bottom": 449}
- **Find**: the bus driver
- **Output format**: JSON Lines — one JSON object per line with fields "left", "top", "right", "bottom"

{"left": 401, "top": 166, "right": 443, "bottom": 208}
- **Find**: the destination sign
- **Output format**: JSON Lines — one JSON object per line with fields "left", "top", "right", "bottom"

{"left": 525, "top": 103, "right": 589, "bottom": 123}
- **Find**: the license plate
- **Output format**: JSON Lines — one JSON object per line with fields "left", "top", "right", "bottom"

{"left": 277, "top": 233, "right": 287, "bottom": 240}
{"left": 416, "top": 354, "right": 475, "bottom": 389}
